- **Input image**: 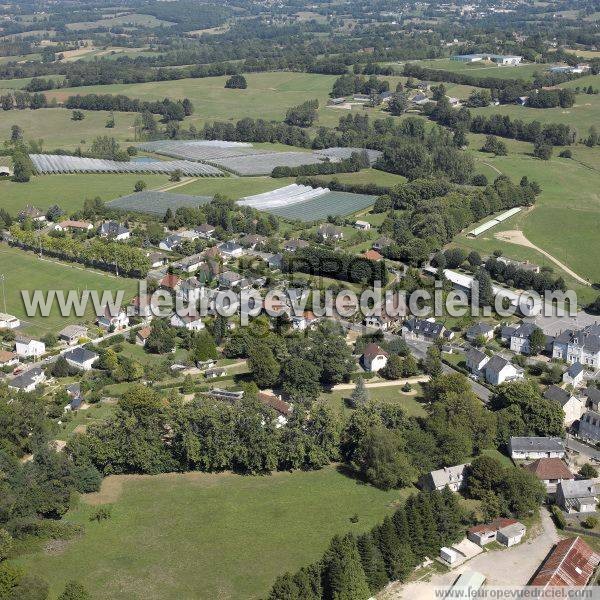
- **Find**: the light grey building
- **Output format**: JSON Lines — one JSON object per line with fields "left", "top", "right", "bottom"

{"left": 509, "top": 436, "right": 565, "bottom": 460}
{"left": 556, "top": 479, "right": 600, "bottom": 513}
{"left": 420, "top": 463, "right": 470, "bottom": 492}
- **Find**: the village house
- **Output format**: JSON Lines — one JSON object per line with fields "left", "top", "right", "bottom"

{"left": 205, "top": 367, "right": 227, "bottom": 379}
{"left": 509, "top": 323, "right": 539, "bottom": 354}
{"left": 195, "top": 224, "right": 216, "bottom": 239}
{"left": 58, "top": 324, "right": 88, "bottom": 346}
{"left": 55, "top": 220, "right": 93, "bottom": 233}
{"left": 420, "top": 463, "right": 470, "bottom": 492}
{"left": 556, "top": 479, "right": 600, "bottom": 513}
{"left": 63, "top": 347, "right": 99, "bottom": 371}
{"left": 178, "top": 277, "right": 205, "bottom": 304}
{"left": 131, "top": 294, "right": 160, "bottom": 319}
{"left": 0, "top": 350, "right": 17, "bottom": 367}
{"left": 362, "top": 249, "right": 383, "bottom": 262}
{"left": 509, "top": 436, "right": 565, "bottom": 460}
{"left": 364, "top": 309, "right": 396, "bottom": 331}
{"left": 362, "top": 343, "right": 389, "bottom": 372}
{"left": 0, "top": 313, "right": 20, "bottom": 329}
{"left": 8, "top": 366, "right": 46, "bottom": 392}
{"left": 258, "top": 392, "right": 293, "bottom": 428}
{"left": 543, "top": 385, "right": 585, "bottom": 427}
{"left": 530, "top": 537, "right": 600, "bottom": 588}
{"left": 146, "top": 252, "right": 168, "bottom": 269}
{"left": 481, "top": 355, "right": 524, "bottom": 385}
{"left": 563, "top": 362, "right": 585, "bottom": 387}
{"left": 172, "top": 254, "right": 205, "bottom": 274}
{"left": 170, "top": 313, "right": 204, "bottom": 331}
{"left": 15, "top": 335, "right": 45, "bottom": 358}
{"left": 99, "top": 221, "right": 130, "bottom": 241}
{"left": 372, "top": 237, "right": 393, "bottom": 252}
{"left": 291, "top": 311, "right": 318, "bottom": 331}
{"left": 468, "top": 518, "right": 526, "bottom": 547}
{"left": 159, "top": 234, "right": 184, "bottom": 252}
{"left": 219, "top": 271, "right": 244, "bottom": 289}
{"left": 553, "top": 324, "right": 600, "bottom": 368}
{"left": 354, "top": 220, "right": 371, "bottom": 231}
{"left": 97, "top": 306, "right": 129, "bottom": 331}
{"left": 283, "top": 239, "right": 310, "bottom": 253}
{"left": 317, "top": 224, "right": 343, "bottom": 242}
{"left": 267, "top": 253, "right": 283, "bottom": 270}
{"left": 402, "top": 318, "right": 453, "bottom": 342}
{"left": 218, "top": 240, "right": 244, "bottom": 259}
{"left": 135, "top": 326, "right": 152, "bottom": 346}
{"left": 525, "top": 457, "right": 574, "bottom": 494}
{"left": 18, "top": 205, "right": 46, "bottom": 222}
{"left": 578, "top": 410, "right": 600, "bottom": 444}
{"left": 465, "top": 322, "right": 495, "bottom": 343}
{"left": 239, "top": 234, "right": 267, "bottom": 250}
{"left": 159, "top": 273, "right": 182, "bottom": 293}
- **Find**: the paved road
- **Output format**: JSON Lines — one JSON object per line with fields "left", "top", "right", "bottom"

{"left": 566, "top": 434, "right": 600, "bottom": 462}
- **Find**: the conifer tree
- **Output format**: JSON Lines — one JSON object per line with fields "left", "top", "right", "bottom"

{"left": 357, "top": 533, "right": 389, "bottom": 593}
{"left": 349, "top": 376, "right": 369, "bottom": 408}
{"left": 268, "top": 573, "right": 299, "bottom": 600}
{"left": 292, "top": 565, "right": 322, "bottom": 600}
{"left": 323, "top": 534, "right": 371, "bottom": 600}
{"left": 416, "top": 492, "right": 441, "bottom": 558}
{"left": 405, "top": 495, "right": 426, "bottom": 559}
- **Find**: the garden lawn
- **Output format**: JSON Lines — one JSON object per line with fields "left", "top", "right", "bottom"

{"left": 0, "top": 172, "right": 170, "bottom": 215}
{"left": 0, "top": 245, "right": 139, "bottom": 337}
{"left": 13, "top": 466, "right": 409, "bottom": 600}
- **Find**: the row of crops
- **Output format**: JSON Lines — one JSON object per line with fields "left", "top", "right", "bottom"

{"left": 106, "top": 191, "right": 213, "bottom": 216}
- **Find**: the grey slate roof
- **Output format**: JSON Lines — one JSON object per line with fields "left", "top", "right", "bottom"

{"left": 567, "top": 362, "right": 584, "bottom": 377}
{"left": 466, "top": 322, "right": 494, "bottom": 338}
{"left": 9, "top": 366, "right": 44, "bottom": 390}
{"left": 428, "top": 463, "right": 470, "bottom": 488}
{"left": 558, "top": 478, "right": 600, "bottom": 500}
{"left": 510, "top": 436, "right": 565, "bottom": 454}
{"left": 404, "top": 318, "right": 445, "bottom": 339}
{"left": 466, "top": 348, "right": 487, "bottom": 365}
{"left": 100, "top": 221, "right": 129, "bottom": 237}
{"left": 483, "top": 355, "right": 510, "bottom": 376}
{"left": 63, "top": 347, "right": 98, "bottom": 365}
{"left": 544, "top": 384, "right": 572, "bottom": 407}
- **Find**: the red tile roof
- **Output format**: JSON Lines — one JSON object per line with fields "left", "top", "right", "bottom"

{"left": 136, "top": 327, "right": 151, "bottom": 340}
{"left": 160, "top": 274, "right": 181, "bottom": 289}
{"left": 259, "top": 393, "right": 292, "bottom": 417}
{"left": 530, "top": 537, "right": 600, "bottom": 588}
{"left": 0, "top": 350, "right": 15, "bottom": 364}
{"left": 525, "top": 458, "right": 574, "bottom": 481}
{"left": 362, "top": 249, "right": 383, "bottom": 261}
{"left": 363, "top": 342, "right": 388, "bottom": 361}
{"left": 469, "top": 518, "right": 517, "bottom": 535}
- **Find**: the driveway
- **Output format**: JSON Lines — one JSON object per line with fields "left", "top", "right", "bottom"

{"left": 379, "top": 509, "right": 559, "bottom": 599}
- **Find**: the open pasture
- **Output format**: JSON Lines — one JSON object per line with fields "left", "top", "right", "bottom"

{"left": 401, "top": 58, "right": 544, "bottom": 80}
{"left": 0, "top": 245, "right": 138, "bottom": 337}
{"left": 12, "top": 466, "right": 406, "bottom": 600}
{"left": 0, "top": 172, "right": 170, "bottom": 215}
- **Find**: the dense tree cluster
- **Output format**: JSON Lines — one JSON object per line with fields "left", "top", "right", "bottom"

{"left": 526, "top": 88, "right": 575, "bottom": 109}
{"left": 268, "top": 488, "right": 465, "bottom": 600}
{"left": 285, "top": 99, "right": 319, "bottom": 128}
{"left": 331, "top": 74, "right": 390, "bottom": 97}
{"left": 65, "top": 94, "right": 193, "bottom": 121}
{"left": 224, "top": 74, "right": 248, "bottom": 89}
{"left": 282, "top": 246, "right": 388, "bottom": 285}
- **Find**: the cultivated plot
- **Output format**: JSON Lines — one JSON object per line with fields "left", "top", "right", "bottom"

{"left": 107, "top": 191, "right": 213, "bottom": 216}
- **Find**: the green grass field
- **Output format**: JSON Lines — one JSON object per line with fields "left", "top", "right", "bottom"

{"left": 456, "top": 141, "right": 600, "bottom": 298}
{"left": 0, "top": 172, "right": 170, "bottom": 215}
{"left": 0, "top": 245, "right": 139, "bottom": 336}
{"left": 13, "top": 466, "right": 408, "bottom": 600}
{"left": 44, "top": 72, "right": 339, "bottom": 128}
{"left": 0, "top": 108, "right": 140, "bottom": 150}
{"left": 402, "top": 58, "right": 544, "bottom": 80}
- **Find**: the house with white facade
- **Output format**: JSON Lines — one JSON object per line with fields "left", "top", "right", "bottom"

{"left": 509, "top": 436, "right": 565, "bottom": 460}
{"left": 63, "top": 347, "right": 99, "bottom": 371}
{"left": 99, "top": 221, "right": 130, "bottom": 241}
{"left": 553, "top": 325, "right": 600, "bottom": 369}
{"left": 543, "top": 385, "right": 585, "bottom": 427}
{"left": 0, "top": 313, "right": 20, "bottom": 329}
{"left": 563, "top": 362, "right": 585, "bottom": 387}
{"left": 362, "top": 343, "right": 388, "bottom": 372}
{"left": 420, "top": 463, "right": 470, "bottom": 492}
{"left": 579, "top": 410, "right": 600, "bottom": 444}
{"left": 170, "top": 313, "right": 204, "bottom": 331}
{"left": 8, "top": 366, "right": 46, "bottom": 392}
{"left": 15, "top": 335, "right": 45, "bottom": 358}
{"left": 556, "top": 479, "right": 600, "bottom": 513}
{"left": 97, "top": 306, "right": 129, "bottom": 331}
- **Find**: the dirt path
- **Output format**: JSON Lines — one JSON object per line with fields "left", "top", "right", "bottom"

{"left": 495, "top": 230, "right": 590, "bottom": 286}
{"left": 152, "top": 177, "right": 198, "bottom": 193}
{"left": 479, "top": 161, "right": 503, "bottom": 175}
{"left": 331, "top": 375, "right": 429, "bottom": 391}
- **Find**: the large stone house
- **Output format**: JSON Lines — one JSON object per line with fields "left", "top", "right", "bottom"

{"left": 553, "top": 325, "right": 600, "bottom": 368}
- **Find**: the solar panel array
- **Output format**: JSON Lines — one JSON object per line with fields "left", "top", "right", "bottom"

{"left": 106, "top": 191, "right": 213, "bottom": 216}
{"left": 238, "top": 184, "right": 330, "bottom": 209}
{"left": 29, "top": 154, "right": 224, "bottom": 177}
